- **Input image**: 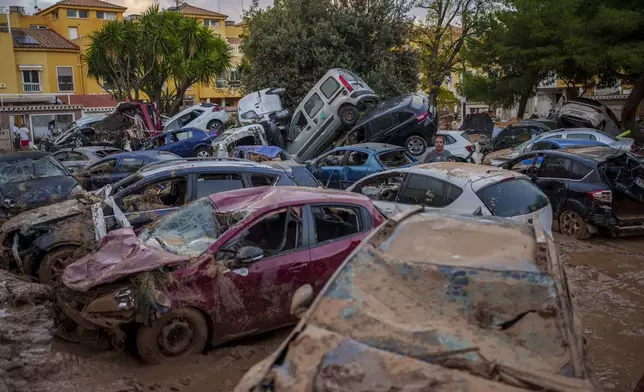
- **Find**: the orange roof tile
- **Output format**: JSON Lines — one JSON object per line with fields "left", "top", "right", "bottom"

{"left": 36, "top": 0, "right": 126, "bottom": 15}
{"left": 170, "top": 3, "right": 228, "bottom": 19}
{"left": 1, "top": 27, "right": 79, "bottom": 51}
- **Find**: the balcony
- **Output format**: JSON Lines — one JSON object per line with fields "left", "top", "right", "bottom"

{"left": 229, "top": 80, "right": 241, "bottom": 88}
{"left": 215, "top": 79, "right": 227, "bottom": 89}
{"left": 22, "top": 83, "right": 42, "bottom": 93}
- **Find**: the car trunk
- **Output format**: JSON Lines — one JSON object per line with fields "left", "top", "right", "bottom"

{"left": 598, "top": 153, "right": 644, "bottom": 221}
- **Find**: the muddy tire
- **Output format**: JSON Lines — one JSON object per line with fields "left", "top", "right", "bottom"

{"left": 39, "top": 246, "right": 85, "bottom": 286}
{"left": 559, "top": 210, "right": 591, "bottom": 240}
{"left": 136, "top": 308, "right": 208, "bottom": 365}
{"left": 339, "top": 106, "right": 360, "bottom": 126}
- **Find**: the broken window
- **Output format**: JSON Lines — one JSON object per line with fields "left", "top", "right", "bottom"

{"left": 538, "top": 155, "right": 573, "bottom": 179}
{"left": 352, "top": 172, "right": 404, "bottom": 202}
{"left": 344, "top": 127, "right": 367, "bottom": 145}
{"left": 117, "top": 158, "right": 145, "bottom": 174}
{"left": 290, "top": 111, "right": 309, "bottom": 140}
{"left": 346, "top": 151, "right": 368, "bottom": 166}
{"left": 251, "top": 174, "right": 278, "bottom": 187}
{"left": 228, "top": 136, "right": 258, "bottom": 153}
{"left": 312, "top": 206, "right": 361, "bottom": 244}
{"left": 122, "top": 177, "right": 188, "bottom": 211}
{"left": 476, "top": 178, "right": 549, "bottom": 217}
{"left": 377, "top": 150, "right": 413, "bottom": 168}
{"left": 87, "top": 159, "right": 117, "bottom": 175}
{"left": 320, "top": 151, "right": 346, "bottom": 167}
{"left": 398, "top": 174, "right": 463, "bottom": 207}
{"left": 219, "top": 207, "right": 302, "bottom": 259}
{"left": 0, "top": 156, "right": 68, "bottom": 185}
{"left": 197, "top": 173, "right": 244, "bottom": 198}
{"left": 67, "top": 152, "right": 87, "bottom": 161}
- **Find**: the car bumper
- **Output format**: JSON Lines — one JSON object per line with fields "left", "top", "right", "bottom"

{"left": 587, "top": 205, "right": 644, "bottom": 236}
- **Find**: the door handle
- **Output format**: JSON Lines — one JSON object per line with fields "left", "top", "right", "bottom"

{"left": 305, "top": 126, "right": 311, "bottom": 132}
{"left": 313, "top": 119, "right": 319, "bottom": 124}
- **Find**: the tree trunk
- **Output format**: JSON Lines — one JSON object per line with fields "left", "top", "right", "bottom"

{"left": 621, "top": 77, "right": 644, "bottom": 143}
{"left": 517, "top": 94, "right": 529, "bottom": 119}
{"left": 428, "top": 83, "right": 440, "bottom": 107}
{"left": 168, "top": 86, "right": 188, "bottom": 116}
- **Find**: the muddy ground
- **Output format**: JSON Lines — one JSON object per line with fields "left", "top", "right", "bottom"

{"left": 0, "top": 235, "right": 642, "bottom": 392}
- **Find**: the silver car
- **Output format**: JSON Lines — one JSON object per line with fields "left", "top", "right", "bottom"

{"left": 286, "top": 69, "right": 378, "bottom": 162}
{"left": 557, "top": 97, "right": 622, "bottom": 135}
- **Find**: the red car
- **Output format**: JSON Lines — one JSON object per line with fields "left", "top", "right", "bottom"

{"left": 56, "top": 186, "right": 385, "bottom": 364}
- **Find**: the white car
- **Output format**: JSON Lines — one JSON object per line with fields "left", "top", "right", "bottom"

{"left": 163, "top": 103, "right": 230, "bottom": 133}
{"left": 211, "top": 124, "right": 269, "bottom": 157}
{"left": 346, "top": 162, "right": 553, "bottom": 235}
{"left": 427, "top": 131, "right": 483, "bottom": 163}
{"left": 238, "top": 88, "right": 286, "bottom": 126}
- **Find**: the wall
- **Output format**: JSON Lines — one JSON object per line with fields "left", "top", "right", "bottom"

{"left": 12, "top": 50, "right": 79, "bottom": 94}
{"left": 45, "top": 7, "right": 124, "bottom": 41}
{"left": 0, "top": 31, "right": 19, "bottom": 93}
{"left": 0, "top": 13, "right": 49, "bottom": 28}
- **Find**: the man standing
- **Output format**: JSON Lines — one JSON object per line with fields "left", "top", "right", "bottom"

{"left": 11, "top": 122, "right": 21, "bottom": 151}
{"left": 18, "top": 124, "right": 30, "bottom": 150}
{"left": 424, "top": 136, "right": 452, "bottom": 163}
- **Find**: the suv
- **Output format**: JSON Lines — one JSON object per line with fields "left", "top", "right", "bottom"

{"left": 335, "top": 94, "right": 437, "bottom": 156}
{"left": 286, "top": 69, "right": 378, "bottom": 162}
{"left": 556, "top": 97, "right": 622, "bottom": 135}
{"left": 163, "top": 103, "right": 230, "bottom": 133}
{"left": 0, "top": 159, "right": 302, "bottom": 285}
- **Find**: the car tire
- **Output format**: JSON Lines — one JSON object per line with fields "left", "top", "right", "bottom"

{"left": 136, "top": 308, "right": 208, "bottom": 365}
{"left": 405, "top": 135, "right": 427, "bottom": 156}
{"left": 195, "top": 146, "right": 212, "bottom": 159}
{"left": 207, "top": 120, "right": 224, "bottom": 133}
{"left": 39, "top": 246, "right": 86, "bottom": 286}
{"left": 559, "top": 210, "right": 591, "bottom": 240}
{"left": 339, "top": 106, "right": 360, "bottom": 126}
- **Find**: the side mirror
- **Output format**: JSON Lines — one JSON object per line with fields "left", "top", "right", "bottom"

{"left": 290, "top": 284, "right": 313, "bottom": 319}
{"left": 234, "top": 246, "right": 264, "bottom": 264}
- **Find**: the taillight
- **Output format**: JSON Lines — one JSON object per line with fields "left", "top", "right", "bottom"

{"left": 592, "top": 107, "right": 601, "bottom": 113}
{"left": 338, "top": 75, "right": 354, "bottom": 92}
{"left": 416, "top": 112, "right": 428, "bottom": 122}
{"left": 212, "top": 105, "right": 221, "bottom": 112}
{"left": 465, "top": 145, "right": 474, "bottom": 153}
{"left": 589, "top": 190, "right": 612, "bottom": 204}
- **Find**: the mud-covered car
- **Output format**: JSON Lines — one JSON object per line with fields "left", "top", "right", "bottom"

{"left": 55, "top": 186, "right": 385, "bottom": 364}
{"left": 0, "top": 159, "right": 302, "bottom": 284}
{"left": 0, "top": 152, "right": 83, "bottom": 223}
{"left": 235, "top": 207, "right": 598, "bottom": 391}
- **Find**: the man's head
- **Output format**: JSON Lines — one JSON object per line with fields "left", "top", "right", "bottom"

{"left": 434, "top": 136, "right": 445, "bottom": 152}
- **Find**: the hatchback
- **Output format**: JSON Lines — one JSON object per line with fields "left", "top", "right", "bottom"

{"left": 163, "top": 102, "right": 230, "bottom": 133}
{"left": 556, "top": 97, "right": 622, "bottom": 135}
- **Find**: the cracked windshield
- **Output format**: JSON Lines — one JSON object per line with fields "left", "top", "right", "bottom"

{"left": 0, "top": 0, "right": 643, "bottom": 391}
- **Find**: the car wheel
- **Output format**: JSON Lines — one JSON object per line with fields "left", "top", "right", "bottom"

{"left": 559, "top": 210, "right": 591, "bottom": 240}
{"left": 136, "top": 308, "right": 208, "bottom": 365}
{"left": 405, "top": 135, "right": 427, "bottom": 156}
{"left": 338, "top": 106, "right": 360, "bottom": 126}
{"left": 195, "top": 146, "right": 212, "bottom": 159}
{"left": 39, "top": 246, "right": 86, "bottom": 286}
{"left": 207, "top": 120, "right": 224, "bottom": 133}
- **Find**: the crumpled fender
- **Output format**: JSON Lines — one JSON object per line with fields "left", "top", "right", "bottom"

{"left": 25, "top": 221, "right": 95, "bottom": 275}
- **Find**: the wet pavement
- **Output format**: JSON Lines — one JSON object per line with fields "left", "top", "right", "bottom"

{"left": 0, "top": 234, "right": 642, "bottom": 391}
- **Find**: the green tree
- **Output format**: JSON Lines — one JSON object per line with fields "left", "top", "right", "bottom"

{"left": 241, "top": 0, "right": 419, "bottom": 109}
{"left": 84, "top": 5, "right": 231, "bottom": 115}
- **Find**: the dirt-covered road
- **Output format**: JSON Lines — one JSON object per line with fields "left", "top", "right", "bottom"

{"left": 0, "top": 234, "right": 642, "bottom": 392}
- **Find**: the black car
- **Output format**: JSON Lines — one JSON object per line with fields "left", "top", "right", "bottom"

{"left": 502, "top": 147, "right": 644, "bottom": 239}
{"left": 335, "top": 94, "right": 437, "bottom": 157}
{"left": 0, "top": 152, "right": 82, "bottom": 223}
{"left": 491, "top": 122, "right": 551, "bottom": 151}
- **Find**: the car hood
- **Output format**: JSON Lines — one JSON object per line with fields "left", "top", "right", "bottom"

{"left": 484, "top": 148, "right": 516, "bottom": 163}
{"left": 0, "top": 198, "right": 88, "bottom": 234}
{"left": 1, "top": 176, "right": 79, "bottom": 210}
{"left": 63, "top": 228, "right": 191, "bottom": 292}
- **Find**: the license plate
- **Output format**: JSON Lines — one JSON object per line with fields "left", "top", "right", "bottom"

{"left": 570, "top": 109, "right": 586, "bottom": 117}
{"left": 636, "top": 176, "right": 644, "bottom": 189}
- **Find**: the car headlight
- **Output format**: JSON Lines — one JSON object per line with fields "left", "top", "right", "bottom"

{"left": 114, "top": 288, "right": 136, "bottom": 310}
{"left": 86, "top": 287, "right": 136, "bottom": 313}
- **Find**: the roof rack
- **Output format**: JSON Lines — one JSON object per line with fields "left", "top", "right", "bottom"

{"left": 138, "top": 156, "right": 251, "bottom": 171}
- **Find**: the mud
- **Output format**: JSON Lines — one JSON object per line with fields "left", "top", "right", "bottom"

{"left": 0, "top": 234, "right": 642, "bottom": 391}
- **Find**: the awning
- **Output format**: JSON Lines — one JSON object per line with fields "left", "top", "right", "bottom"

{"left": 18, "top": 65, "right": 43, "bottom": 71}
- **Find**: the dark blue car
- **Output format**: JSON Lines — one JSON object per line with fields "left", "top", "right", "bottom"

{"left": 77, "top": 150, "right": 180, "bottom": 191}
{"left": 140, "top": 127, "right": 220, "bottom": 158}
{"left": 306, "top": 143, "right": 418, "bottom": 189}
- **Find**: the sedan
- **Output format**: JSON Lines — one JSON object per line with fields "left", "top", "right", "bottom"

{"left": 52, "top": 146, "right": 122, "bottom": 173}
{"left": 56, "top": 186, "right": 386, "bottom": 364}
{"left": 347, "top": 162, "right": 553, "bottom": 235}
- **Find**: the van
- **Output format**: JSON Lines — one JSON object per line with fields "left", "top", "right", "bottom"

{"left": 286, "top": 69, "right": 378, "bottom": 162}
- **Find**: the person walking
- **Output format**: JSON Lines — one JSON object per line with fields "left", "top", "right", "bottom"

{"left": 11, "top": 122, "right": 21, "bottom": 151}
{"left": 423, "top": 136, "right": 452, "bottom": 163}
{"left": 18, "top": 125, "right": 30, "bottom": 150}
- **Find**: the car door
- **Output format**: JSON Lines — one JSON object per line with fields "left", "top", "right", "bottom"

{"left": 341, "top": 151, "right": 372, "bottom": 188}
{"left": 113, "top": 157, "right": 146, "bottom": 183}
{"left": 396, "top": 173, "right": 464, "bottom": 214}
{"left": 81, "top": 158, "right": 118, "bottom": 190}
{"left": 166, "top": 129, "right": 195, "bottom": 157}
{"left": 311, "top": 150, "right": 348, "bottom": 189}
{"left": 350, "top": 171, "right": 406, "bottom": 217}
{"left": 533, "top": 153, "right": 572, "bottom": 217}
{"left": 307, "top": 204, "right": 369, "bottom": 293}
{"left": 210, "top": 206, "right": 310, "bottom": 336}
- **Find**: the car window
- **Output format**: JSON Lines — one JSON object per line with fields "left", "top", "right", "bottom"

{"left": 286, "top": 167, "right": 321, "bottom": 187}
{"left": 537, "top": 155, "right": 572, "bottom": 179}
{"left": 117, "top": 158, "right": 145, "bottom": 174}
{"left": 87, "top": 159, "right": 117, "bottom": 175}
{"left": 571, "top": 160, "right": 593, "bottom": 180}
{"left": 250, "top": 174, "right": 278, "bottom": 187}
{"left": 93, "top": 150, "right": 119, "bottom": 158}
{"left": 319, "top": 151, "right": 346, "bottom": 167}
{"left": 219, "top": 207, "right": 302, "bottom": 259}
{"left": 514, "top": 127, "right": 533, "bottom": 143}
{"left": 178, "top": 110, "right": 204, "bottom": 127}
{"left": 352, "top": 172, "right": 404, "bottom": 202}
{"left": 304, "top": 93, "right": 324, "bottom": 118}
{"left": 196, "top": 173, "right": 244, "bottom": 198}
{"left": 67, "top": 152, "right": 86, "bottom": 160}
{"left": 171, "top": 130, "right": 193, "bottom": 142}
{"left": 240, "top": 111, "right": 259, "bottom": 121}
{"left": 476, "top": 178, "right": 550, "bottom": 217}
{"left": 121, "top": 177, "right": 188, "bottom": 211}
{"left": 347, "top": 151, "right": 369, "bottom": 166}
{"left": 397, "top": 112, "right": 414, "bottom": 122}
{"left": 377, "top": 150, "right": 414, "bottom": 168}
{"left": 398, "top": 173, "right": 463, "bottom": 207}
{"left": 343, "top": 127, "right": 367, "bottom": 145}
{"left": 567, "top": 133, "right": 596, "bottom": 141}
{"left": 409, "top": 95, "right": 425, "bottom": 110}
{"left": 369, "top": 115, "right": 395, "bottom": 133}
{"left": 312, "top": 206, "right": 361, "bottom": 244}
{"left": 532, "top": 141, "right": 554, "bottom": 151}
{"left": 290, "top": 111, "right": 309, "bottom": 139}
{"left": 164, "top": 120, "right": 180, "bottom": 132}
{"left": 320, "top": 77, "right": 341, "bottom": 99}
{"left": 53, "top": 152, "right": 68, "bottom": 161}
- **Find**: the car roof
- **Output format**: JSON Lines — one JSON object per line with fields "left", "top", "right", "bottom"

{"left": 334, "top": 143, "right": 404, "bottom": 153}
{"left": 106, "top": 150, "right": 178, "bottom": 160}
{"left": 161, "top": 126, "right": 203, "bottom": 136}
{"left": 138, "top": 159, "right": 281, "bottom": 177}
{"left": 56, "top": 146, "right": 121, "bottom": 153}
{"left": 558, "top": 146, "right": 624, "bottom": 161}
{"left": 566, "top": 97, "right": 603, "bottom": 107}
{"left": 395, "top": 162, "right": 521, "bottom": 187}
{"left": 0, "top": 151, "right": 51, "bottom": 160}
{"left": 210, "top": 186, "right": 373, "bottom": 213}
{"left": 541, "top": 139, "right": 607, "bottom": 146}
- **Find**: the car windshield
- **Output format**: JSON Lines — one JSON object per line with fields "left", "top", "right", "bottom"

{"left": 476, "top": 178, "right": 550, "bottom": 217}
{"left": 139, "top": 198, "right": 250, "bottom": 257}
{"left": 0, "top": 155, "right": 68, "bottom": 185}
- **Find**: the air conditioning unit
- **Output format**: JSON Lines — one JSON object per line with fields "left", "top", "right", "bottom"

{"left": 0, "top": 83, "right": 7, "bottom": 89}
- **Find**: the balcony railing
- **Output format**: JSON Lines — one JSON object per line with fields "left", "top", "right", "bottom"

{"left": 23, "top": 83, "right": 42, "bottom": 93}
{"left": 215, "top": 79, "right": 227, "bottom": 88}
{"left": 229, "top": 80, "right": 241, "bottom": 88}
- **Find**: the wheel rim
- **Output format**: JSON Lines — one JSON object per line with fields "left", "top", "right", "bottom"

{"left": 560, "top": 211, "right": 582, "bottom": 237}
{"left": 158, "top": 318, "right": 193, "bottom": 356}
{"left": 197, "top": 150, "right": 210, "bottom": 159}
{"left": 343, "top": 111, "right": 355, "bottom": 122}
{"left": 407, "top": 138, "right": 425, "bottom": 155}
{"left": 209, "top": 121, "right": 222, "bottom": 132}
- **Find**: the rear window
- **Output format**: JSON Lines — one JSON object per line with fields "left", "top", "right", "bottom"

{"left": 377, "top": 150, "right": 414, "bottom": 168}
{"left": 289, "top": 167, "right": 321, "bottom": 187}
{"left": 409, "top": 95, "right": 425, "bottom": 111}
{"left": 476, "top": 178, "right": 550, "bottom": 217}
{"left": 320, "top": 77, "right": 341, "bottom": 99}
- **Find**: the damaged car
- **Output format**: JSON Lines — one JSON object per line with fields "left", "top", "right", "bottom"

{"left": 230, "top": 146, "right": 296, "bottom": 162}
{"left": 0, "top": 151, "right": 83, "bottom": 223}
{"left": 52, "top": 146, "right": 122, "bottom": 174}
{"left": 141, "top": 127, "right": 220, "bottom": 158}
{"left": 0, "top": 159, "right": 304, "bottom": 284}
{"left": 502, "top": 147, "right": 644, "bottom": 239}
{"left": 55, "top": 186, "right": 385, "bottom": 364}
{"left": 211, "top": 125, "right": 270, "bottom": 158}
{"left": 234, "top": 208, "right": 598, "bottom": 391}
